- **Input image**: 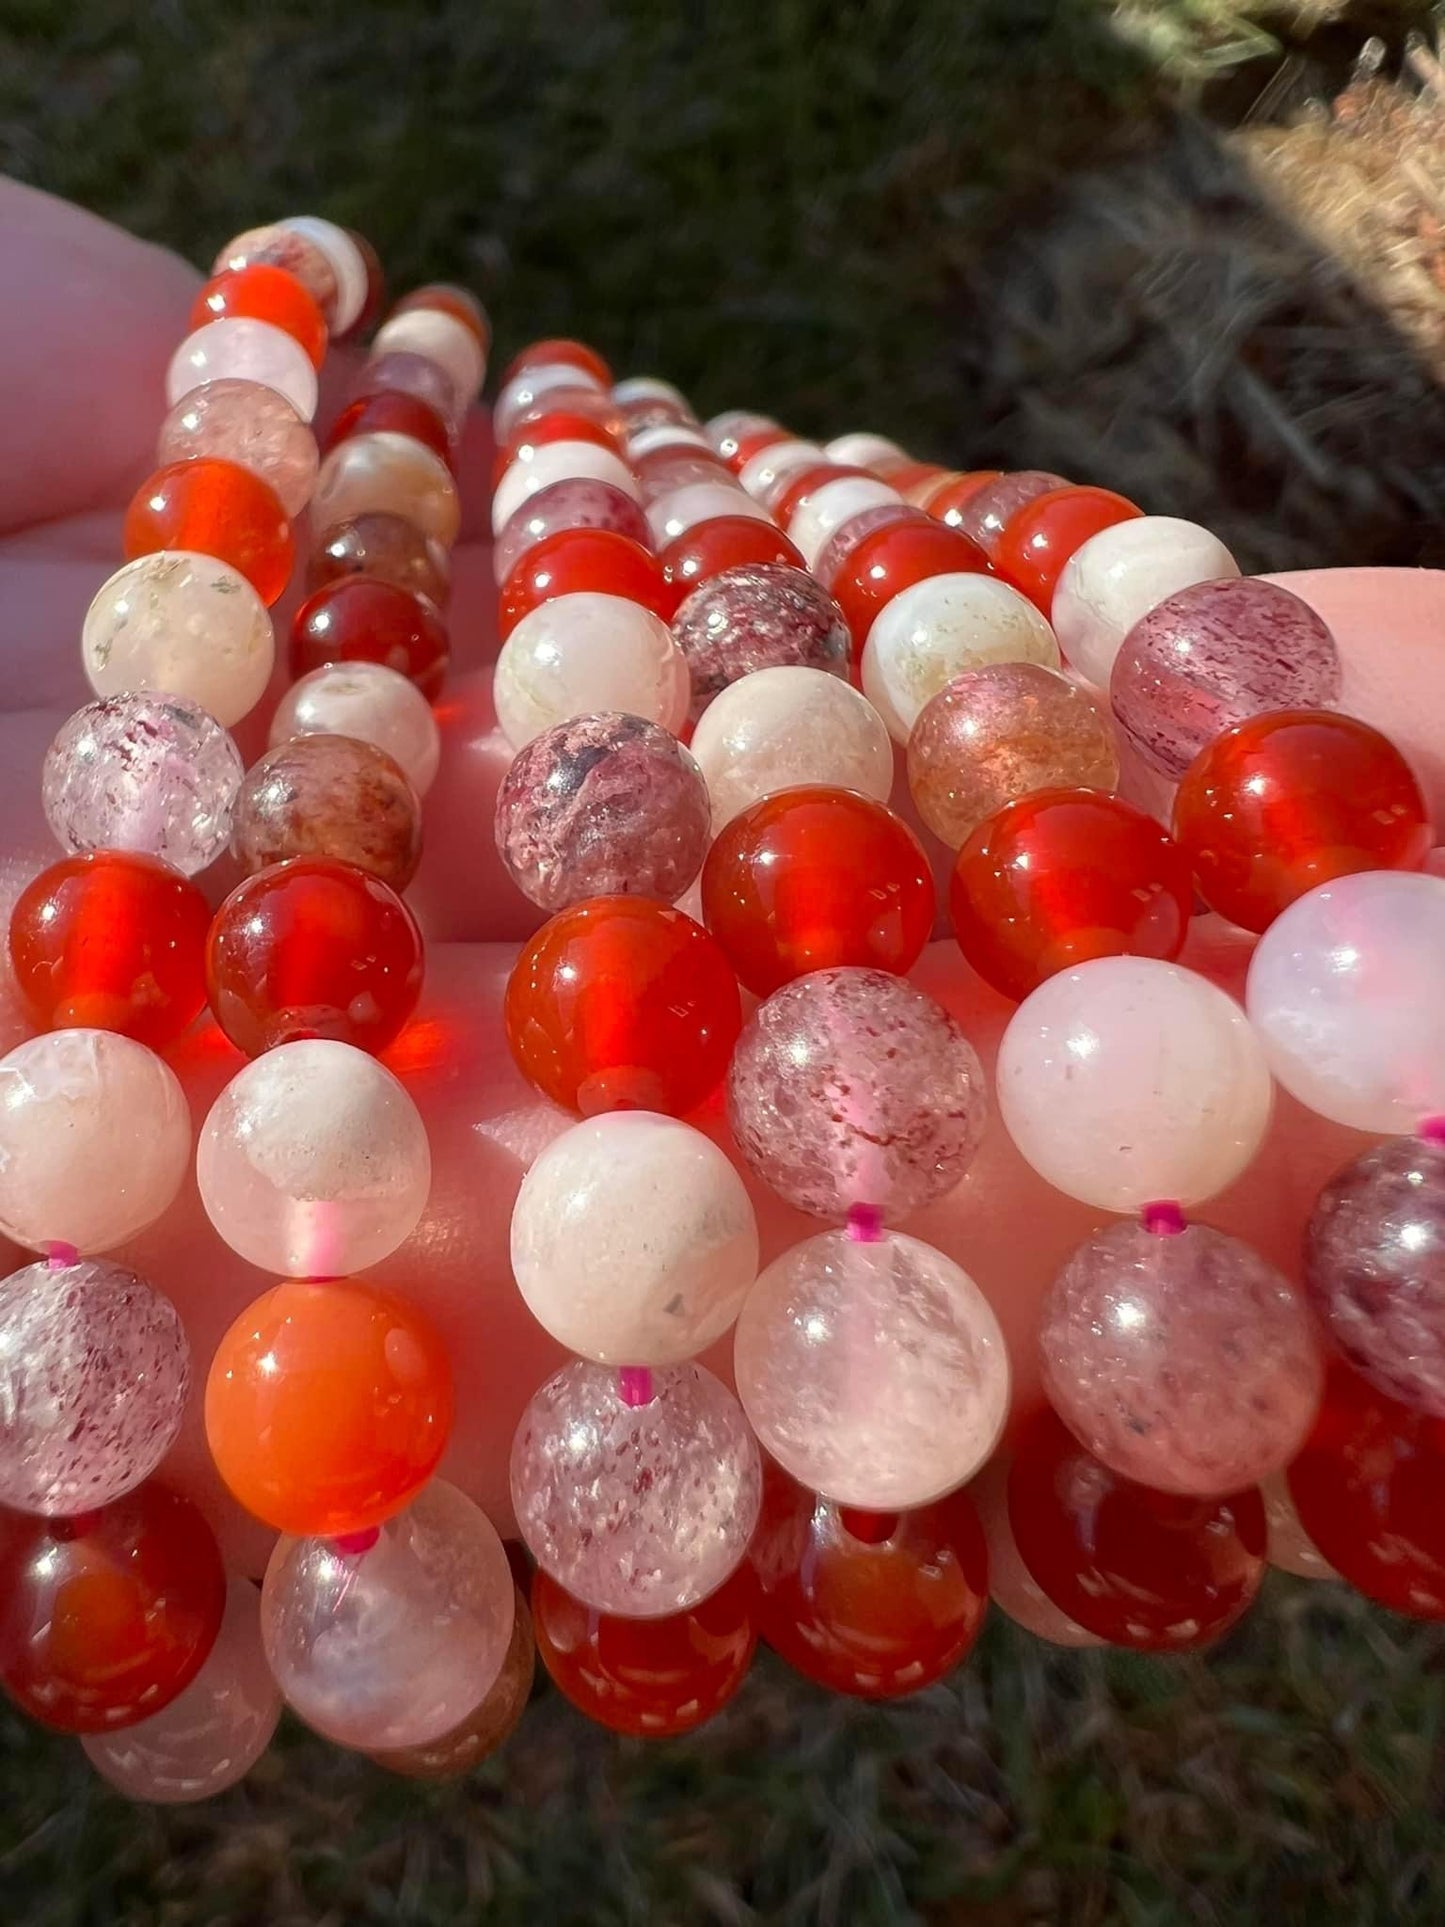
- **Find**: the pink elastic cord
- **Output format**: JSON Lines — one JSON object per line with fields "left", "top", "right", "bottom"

{"left": 332, "top": 1526, "right": 380, "bottom": 1556}
{"left": 846, "top": 1202, "right": 884, "bottom": 1243}
{"left": 45, "top": 1242, "right": 79, "bottom": 1271}
{"left": 1420, "top": 1116, "right": 1445, "bottom": 1144}
{"left": 1141, "top": 1200, "right": 1186, "bottom": 1237}
{"left": 618, "top": 1366, "right": 655, "bottom": 1407}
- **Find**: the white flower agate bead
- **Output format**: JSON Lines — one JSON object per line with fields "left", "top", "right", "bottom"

{"left": 372, "top": 307, "right": 485, "bottom": 403}
{"left": 824, "top": 432, "right": 906, "bottom": 471}
{"left": 167, "top": 317, "right": 319, "bottom": 421}
{"left": 996, "top": 957, "right": 1273, "bottom": 1212}
{"left": 491, "top": 441, "right": 638, "bottom": 537}
{"left": 688, "top": 665, "right": 894, "bottom": 831}
{"left": 645, "top": 481, "right": 773, "bottom": 547}
{"left": 313, "top": 432, "right": 460, "bottom": 548}
{"left": 493, "top": 591, "right": 690, "bottom": 750}
{"left": 81, "top": 553, "right": 274, "bottom": 729}
{"left": 1051, "top": 515, "right": 1240, "bottom": 690}
{"left": 787, "top": 475, "right": 902, "bottom": 572}
{"left": 862, "top": 572, "right": 1060, "bottom": 743}
{"left": 269, "top": 661, "right": 441, "bottom": 796}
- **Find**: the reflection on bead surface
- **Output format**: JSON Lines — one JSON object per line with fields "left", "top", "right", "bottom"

{"left": 82, "top": 553, "right": 274, "bottom": 728}
{"left": 734, "top": 1229, "right": 1009, "bottom": 1508}
{"left": 945, "top": 470, "right": 1070, "bottom": 554}
{"left": 511, "top": 1359, "right": 761, "bottom": 1616}
{"left": 369, "top": 1588, "right": 533, "bottom": 1777}
{"left": 1040, "top": 1219, "right": 1320, "bottom": 1494}
{"left": 992, "top": 485, "right": 1142, "bottom": 612}
{"left": 271, "top": 661, "right": 441, "bottom": 797}
{"left": 494, "top": 592, "right": 690, "bottom": 750}
{"left": 975, "top": 1461, "right": 1102, "bottom": 1646}
{"left": 0, "top": 1257, "right": 188, "bottom": 1515}
{"left": 167, "top": 317, "right": 318, "bottom": 422}
{"left": 788, "top": 476, "right": 903, "bottom": 572}
{"left": 495, "top": 712, "right": 710, "bottom": 911}
{"left": 658, "top": 513, "right": 804, "bottom": 596}
{"left": 1051, "top": 516, "right": 1240, "bottom": 691}
{"left": 158, "top": 379, "right": 318, "bottom": 518}
{"left": 997, "top": 957, "right": 1273, "bottom": 1211}
{"left": 499, "top": 529, "right": 674, "bottom": 637}
{"left": 648, "top": 482, "right": 773, "bottom": 549}
{"left": 313, "top": 432, "right": 460, "bottom": 548}
{"left": 862, "top": 572, "right": 1060, "bottom": 743}
{"left": 493, "top": 442, "right": 638, "bottom": 537}
{"left": 212, "top": 224, "right": 338, "bottom": 320}
{"left": 82, "top": 1578, "right": 280, "bottom": 1802}
{"left": 191, "top": 264, "right": 327, "bottom": 368}
{"left": 232, "top": 737, "right": 422, "bottom": 890}
{"left": 728, "top": 969, "right": 986, "bottom": 1221}
{"left": 822, "top": 511, "right": 982, "bottom": 651}
{"left": 308, "top": 511, "right": 451, "bottom": 605}
{"left": 493, "top": 478, "right": 652, "bottom": 584}
{"left": 0, "top": 1030, "right": 190, "bottom": 1253}
{"left": 690, "top": 665, "right": 894, "bottom": 832}
{"left": 290, "top": 579, "right": 449, "bottom": 700}
{"left": 262, "top": 1480, "right": 514, "bottom": 1748}
{"left": 670, "top": 563, "right": 850, "bottom": 722}
{"left": 196, "top": 1039, "right": 430, "bottom": 1275}
{"left": 124, "top": 456, "right": 293, "bottom": 606}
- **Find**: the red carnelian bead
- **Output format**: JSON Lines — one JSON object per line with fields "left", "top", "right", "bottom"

{"left": 123, "top": 458, "right": 294, "bottom": 607}
{"left": 829, "top": 514, "right": 989, "bottom": 656}
{"left": 701, "top": 787, "right": 935, "bottom": 997}
{"left": 1008, "top": 1408, "right": 1266, "bottom": 1651}
{"left": 874, "top": 459, "right": 948, "bottom": 499}
{"left": 502, "top": 337, "right": 613, "bottom": 389}
{"left": 8, "top": 851, "right": 210, "bottom": 1049}
{"left": 992, "top": 485, "right": 1142, "bottom": 613}
{"left": 290, "top": 579, "right": 450, "bottom": 699}
{"left": 207, "top": 857, "right": 424, "bottom": 1057}
{"left": 498, "top": 528, "right": 676, "bottom": 640}
{"left": 950, "top": 788, "right": 1194, "bottom": 1002}
{"left": 0, "top": 1484, "right": 225, "bottom": 1732}
{"left": 531, "top": 1565, "right": 757, "bottom": 1737}
{"left": 496, "top": 409, "right": 625, "bottom": 480}
{"left": 327, "top": 391, "right": 454, "bottom": 469}
{"left": 925, "top": 470, "right": 1003, "bottom": 524}
{"left": 394, "top": 282, "right": 491, "bottom": 350}
{"left": 658, "top": 515, "right": 805, "bottom": 597}
{"left": 505, "top": 896, "right": 741, "bottom": 1116}
{"left": 1288, "top": 1361, "right": 1445, "bottom": 1619}
{"left": 719, "top": 421, "right": 791, "bottom": 475}
{"left": 1173, "top": 709, "right": 1432, "bottom": 936}
{"left": 749, "top": 1459, "right": 988, "bottom": 1698}
{"left": 190, "top": 263, "right": 329, "bottom": 369}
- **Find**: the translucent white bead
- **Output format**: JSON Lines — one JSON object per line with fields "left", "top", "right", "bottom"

{"left": 1051, "top": 516, "right": 1240, "bottom": 690}
{"left": 491, "top": 441, "right": 638, "bottom": 538}
{"left": 612, "top": 375, "right": 690, "bottom": 411}
{"left": 645, "top": 481, "right": 772, "bottom": 548}
{"left": 824, "top": 432, "right": 906, "bottom": 470}
{"left": 81, "top": 553, "right": 274, "bottom": 728}
{"left": 269, "top": 661, "right": 441, "bottom": 796}
{"left": 166, "top": 318, "right": 318, "bottom": 422}
{"left": 494, "top": 363, "right": 604, "bottom": 443}
{"left": 277, "top": 214, "right": 369, "bottom": 333}
{"left": 862, "top": 572, "right": 1061, "bottom": 743}
{"left": 313, "top": 432, "right": 460, "bottom": 549}
{"left": 996, "top": 957, "right": 1274, "bottom": 1211}
{"left": 738, "top": 440, "right": 825, "bottom": 500}
{"left": 372, "top": 307, "right": 484, "bottom": 402}
{"left": 627, "top": 423, "right": 711, "bottom": 459}
{"left": 787, "top": 476, "right": 903, "bottom": 571}
{"left": 493, "top": 591, "right": 690, "bottom": 750}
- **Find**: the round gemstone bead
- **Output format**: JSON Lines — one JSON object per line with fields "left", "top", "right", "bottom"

{"left": 700, "top": 786, "right": 934, "bottom": 998}
{"left": 270, "top": 661, "right": 441, "bottom": 798}
{"left": 196, "top": 1039, "right": 430, "bottom": 1275}
{"left": 353, "top": 350, "right": 463, "bottom": 438}
{"left": 367, "top": 1587, "right": 533, "bottom": 1779}
{"left": 307, "top": 511, "right": 450, "bottom": 606}
{"left": 290, "top": 578, "right": 449, "bottom": 699}
{"left": 974, "top": 1461, "right": 1102, "bottom": 1647}
{"left": 670, "top": 562, "right": 851, "bottom": 722}
{"left": 123, "top": 458, "right": 293, "bottom": 607}
{"left": 83, "top": 553, "right": 274, "bottom": 728}
{"left": 313, "top": 432, "right": 460, "bottom": 548}
{"left": 276, "top": 216, "right": 369, "bottom": 333}
{"left": 787, "top": 476, "right": 904, "bottom": 572}
{"left": 503, "top": 336, "right": 612, "bottom": 387}
{"left": 501, "top": 408, "right": 623, "bottom": 469}
{"left": 498, "top": 528, "right": 674, "bottom": 639}
{"left": 633, "top": 446, "right": 733, "bottom": 506}
{"left": 943, "top": 470, "right": 1070, "bottom": 553}
{"left": 511, "top": 1111, "right": 758, "bottom": 1366}
{"left": 157, "top": 378, "right": 318, "bottom": 518}
{"left": 991, "top": 484, "right": 1142, "bottom": 612}
{"left": 167, "top": 317, "right": 318, "bottom": 422}
{"left": 1007, "top": 1409, "right": 1266, "bottom": 1650}
{"left": 1040, "top": 1218, "right": 1321, "bottom": 1495}
{"left": 1173, "top": 709, "right": 1431, "bottom": 934}
{"left": 212, "top": 224, "right": 338, "bottom": 320}
{"left": 493, "top": 592, "right": 689, "bottom": 751}
{"left": 0, "top": 1257, "right": 188, "bottom": 1516}
{"left": 493, "top": 477, "right": 650, "bottom": 583}
{"left": 950, "top": 788, "right": 1194, "bottom": 1002}
{"left": 1051, "top": 516, "right": 1241, "bottom": 691}
{"left": 9, "top": 851, "right": 210, "bottom": 1048}
{"left": 727, "top": 968, "right": 987, "bottom": 1222}
{"left": 814, "top": 502, "right": 934, "bottom": 605}
{"left": 510, "top": 1358, "right": 761, "bottom": 1617}
{"left": 326, "top": 390, "right": 453, "bottom": 468}
{"left": 190, "top": 264, "right": 327, "bottom": 368}
{"left": 494, "top": 712, "right": 710, "bottom": 912}
{"left": 493, "top": 443, "right": 638, "bottom": 538}
{"left": 372, "top": 307, "right": 485, "bottom": 404}
{"left": 505, "top": 897, "right": 740, "bottom": 1116}
{"left": 395, "top": 283, "right": 491, "bottom": 350}
{"left": 205, "top": 1278, "right": 452, "bottom": 1536}
{"left": 658, "top": 514, "right": 804, "bottom": 597}
{"left": 231, "top": 736, "right": 422, "bottom": 890}
{"left": 823, "top": 430, "right": 905, "bottom": 470}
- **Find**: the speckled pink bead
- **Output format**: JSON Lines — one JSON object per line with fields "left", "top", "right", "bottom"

{"left": 1051, "top": 516, "right": 1241, "bottom": 690}
{"left": 996, "top": 957, "right": 1274, "bottom": 1212}
{"left": 276, "top": 214, "right": 369, "bottom": 333}
{"left": 157, "top": 378, "right": 319, "bottom": 517}
{"left": 788, "top": 477, "right": 903, "bottom": 572}
{"left": 42, "top": 693, "right": 244, "bottom": 876}
{"left": 82, "top": 1578, "right": 281, "bottom": 1802}
{"left": 231, "top": 735, "right": 422, "bottom": 889}
{"left": 670, "top": 563, "right": 850, "bottom": 723}
{"left": 0, "top": 1031, "right": 190, "bottom": 1254}
{"left": 166, "top": 317, "right": 318, "bottom": 422}
{"left": 727, "top": 969, "right": 987, "bottom": 1222}
{"left": 81, "top": 553, "right": 275, "bottom": 729}
{"left": 493, "top": 442, "right": 639, "bottom": 539}
{"left": 495, "top": 712, "right": 710, "bottom": 911}
{"left": 1040, "top": 1219, "right": 1321, "bottom": 1496}
{"left": 0, "top": 1257, "right": 189, "bottom": 1515}
{"left": 647, "top": 482, "right": 774, "bottom": 549}
{"left": 262, "top": 1480, "right": 515, "bottom": 1750}
{"left": 213, "top": 224, "right": 339, "bottom": 321}
{"left": 270, "top": 662, "right": 441, "bottom": 797}
{"left": 358, "top": 351, "right": 465, "bottom": 439}
{"left": 733, "top": 1228, "right": 1010, "bottom": 1509}
{"left": 493, "top": 592, "right": 690, "bottom": 751}
{"left": 493, "top": 478, "right": 651, "bottom": 584}
{"left": 372, "top": 307, "right": 485, "bottom": 405}
{"left": 313, "top": 432, "right": 460, "bottom": 548}
{"left": 511, "top": 1112, "right": 759, "bottom": 1365}
{"left": 510, "top": 1359, "right": 761, "bottom": 1617}
{"left": 1246, "top": 871, "right": 1445, "bottom": 1132}
{"left": 947, "top": 471, "right": 1069, "bottom": 554}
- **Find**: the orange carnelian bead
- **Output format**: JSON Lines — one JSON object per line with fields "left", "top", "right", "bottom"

{"left": 505, "top": 896, "right": 741, "bottom": 1116}
{"left": 950, "top": 788, "right": 1194, "bottom": 1002}
{"left": 502, "top": 337, "right": 613, "bottom": 389}
{"left": 498, "top": 528, "right": 676, "bottom": 639}
{"left": 190, "top": 264, "right": 328, "bottom": 368}
{"left": 123, "top": 458, "right": 294, "bottom": 607}
{"left": 204, "top": 1279, "right": 452, "bottom": 1536}
{"left": 658, "top": 514, "right": 805, "bottom": 597}
{"left": 290, "top": 579, "right": 450, "bottom": 698}
{"left": 327, "top": 391, "right": 454, "bottom": 469}
{"left": 992, "top": 484, "right": 1142, "bottom": 613}
{"left": 497, "top": 409, "right": 626, "bottom": 475}
{"left": 701, "top": 787, "right": 935, "bottom": 998}
{"left": 8, "top": 851, "right": 210, "bottom": 1049}
{"left": 829, "top": 513, "right": 988, "bottom": 656}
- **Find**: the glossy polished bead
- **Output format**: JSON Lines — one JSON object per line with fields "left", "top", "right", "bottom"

{"left": 493, "top": 593, "right": 689, "bottom": 751}
{"left": 290, "top": 578, "right": 449, "bottom": 699}
{"left": 1008, "top": 1409, "right": 1266, "bottom": 1650}
{"left": 83, "top": 553, "right": 274, "bottom": 727}
{"left": 787, "top": 476, "right": 904, "bottom": 572}
{"left": 634, "top": 446, "right": 733, "bottom": 506}
{"left": 207, "top": 857, "right": 423, "bottom": 1057}
{"left": 367, "top": 1587, "right": 533, "bottom": 1779}
{"left": 1246, "top": 871, "right": 1445, "bottom": 1131}
{"left": 827, "top": 513, "right": 987, "bottom": 655}
{"left": 863, "top": 572, "right": 1060, "bottom": 744}
{"left": 503, "top": 336, "right": 612, "bottom": 387}
{"left": 734, "top": 1228, "right": 1009, "bottom": 1508}
{"left": 951, "top": 788, "right": 1194, "bottom": 1002}
{"left": 196, "top": 1039, "right": 430, "bottom": 1275}
{"left": 0, "top": 1485, "right": 225, "bottom": 1732}
{"left": 498, "top": 528, "right": 674, "bottom": 639}
{"left": 307, "top": 511, "right": 450, "bottom": 605}
{"left": 1051, "top": 516, "right": 1240, "bottom": 690}
{"left": 768, "top": 460, "right": 874, "bottom": 522}
{"left": 0, "top": 1030, "right": 190, "bottom": 1253}
{"left": 495, "top": 364, "right": 605, "bottom": 444}
{"left": 354, "top": 350, "right": 464, "bottom": 437}
{"left": 647, "top": 481, "right": 773, "bottom": 549}
{"left": 82, "top": 1578, "right": 280, "bottom": 1803}
{"left": 701, "top": 787, "right": 934, "bottom": 998}
{"left": 502, "top": 407, "right": 624, "bottom": 470}
{"left": 533, "top": 1564, "right": 755, "bottom": 1737}
{"left": 493, "top": 442, "right": 638, "bottom": 538}
{"left": 191, "top": 264, "right": 327, "bottom": 367}
{"left": 232, "top": 737, "right": 421, "bottom": 890}
{"left": 945, "top": 470, "right": 1070, "bottom": 554}
{"left": 658, "top": 514, "right": 804, "bottom": 596}
{"left": 393, "top": 281, "right": 491, "bottom": 350}
{"left": 373, "top": 307, "right": 485, "bottom": 404}
{"left": 167, "top": 317, "right": 318, "bottom": 422}
{"left": 505, "top": 897, "right": 740, "bottom": 1115}
{"left": 213, "top": 224, "right": 338, "bottom": 320}
{"left": 670, "top": 563, "right": 850, "bottom": 722}
{"left": 991, "top": 485, "right": 1142, "bottom": 612}
{"left": 313, "top": 432, "right": 460, "bottom": 548}
{"left": 123, "top": 458, "right": 293, "bottom": 606}
{"left": 1173, "top": 709, "right": 1430, "bottom": 933}
{"left": 738, "top": 439, "right": 824, "bottom": 499}
{"left": 749, "top": 1459, "right": 988, "bottom": 1697}
{"left": 327, "top": 390, "right": 453, "bottom": 468}
{"left": 495, "top": 712, "right": 710, "bottom": 912}
{"left": 824, "top": 431, "right": 905, "bottom": 470}
{"left": 206, "top": 1279, "right": 451, "bottom": 1535}
{"left": 996, "top": 957, "right": 1273, "bottom": 1211}
{"left": 157, "top": 379, "right": 318, "bottom": 518}
{"left": 727, "top": 968, "right": 987, "bottom": 1221}
{"left": 0, "top": 1257, "right": 188, "bottom": 1515}
{"left": 493, "top": 478, "right": 651, "bottom": 583}
{"left": 1040, "top": 1219, "right": 1320, "bottom": 1495}
{"left": 716, "top": 417, "right": 791, "bottom": 474}
{"left": 9, "top": 851, "right": 208, "bottom": 1048}
{"left": 974, "top": 1461, "right": 1103, "bottom": 1647}
{"left": 270, "top": 661, "right": 441, "bottom": 797}
{"left": 510, "top": 1358, "right": 761, "bottom": 1617}
{"left": 276, "top": 215, "right": 369, "bottom": 333}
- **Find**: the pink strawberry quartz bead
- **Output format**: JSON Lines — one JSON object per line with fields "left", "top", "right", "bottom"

{"left": 997, "top": 957, "right": 1273, "bottom": 1211}
{"left": 689, "top": 666, "right": 894, "bottom": 832}
{"left": 670, "top": 563, "right": 851, "bottom": 723}
{"left": 157, "top": 379, "right": 319, "bottom": 518}
{"left": 734, "top": 1228, "right": 1009, "bottom": 1509}
{"left": 493, "top": 443, "right": 639, "bottom": 538}
{"left": 493, "top": 592, "right": 690, "bottom": 751}
{"left": 167, "top": 318, "right": 318, "bottom": 422}
{"left": 270, "top": 662, "right": 441, "bottom": 798}
{"left": 1052, "top": 516, "right": 1240, "bottom": 690}
{"left": 493, "top": 477, "right": 651, "bottom": 584}
{"left": 81, "top": 554, "right": 274, "bottom": 729}
{"left": 0, "top": 1257, "right": 189, "bottom": 1515}
{"left": 862, "top": 573, "right": 1060, "bottom": 744}
{"left": 727, "top": 969, "right": 987, "bottom": 1222}
{"left": 262, "top": 1480, "right": 515, "bottom": 1751}
{"left": 1039, "top": 1218, "right": 1321, "bottom": 1496}
{"left": 1246, "top": 872, "right": 1445, "bottom": 1132}
{"left": 510, "top": 1359, "right": 761, "bottom": 1617}
{"left": 0, "top": 1031, "right": 190, "bottom": 1253}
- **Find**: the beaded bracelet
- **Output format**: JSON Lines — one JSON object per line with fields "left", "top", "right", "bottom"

{"left": 2, "top": 218, "right": 1445, "bottom": 1794}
